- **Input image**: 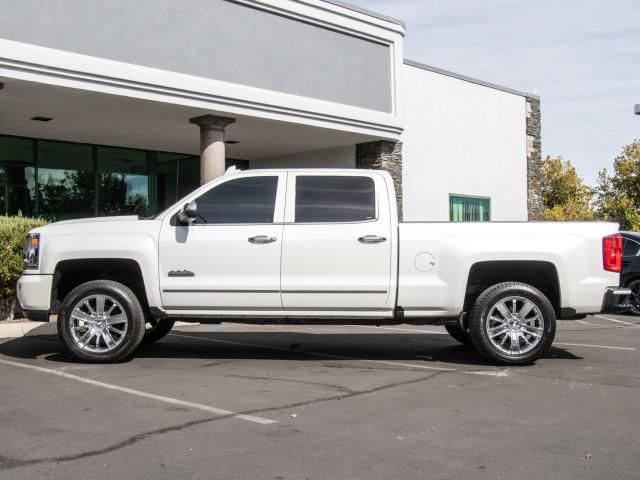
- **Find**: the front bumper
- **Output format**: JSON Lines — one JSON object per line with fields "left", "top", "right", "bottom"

{"left": 601, "top": 287, "right": 632, "bottom": 313}
{"left": 16, "top": 274, "right": 53, "bottom": 322}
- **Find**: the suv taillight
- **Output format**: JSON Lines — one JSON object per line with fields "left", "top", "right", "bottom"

{"left": 603, "top": 233, "right": 622, "bottom": 272}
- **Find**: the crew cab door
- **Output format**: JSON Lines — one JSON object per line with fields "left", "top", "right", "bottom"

{"left": 158, "top": 172, "right": 286, "bottom": 310}
{"left": 281, "top": 172, "right": 394, "bottom": 312}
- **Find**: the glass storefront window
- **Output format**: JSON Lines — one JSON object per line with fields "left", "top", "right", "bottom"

{"left": 155, "top": 153, "right": 203, "bottom": 211}
{"left": 0, "top": 136, "right": 36, "bottom": 217}
{"left": 0, "top": 134, "right": 245, "bottom": 220}
{"left": 97, "top": 146, "right": 149, "bottom": 217}
{"left": 37, "top": 141, "right": 94, "bottom": 220}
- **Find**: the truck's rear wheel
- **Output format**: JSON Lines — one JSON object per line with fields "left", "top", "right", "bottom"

{"left": 468, "top": 282, "right": 555, "bottom": 365}
{"left": 58, "top": 280, "right": 146, "bottom": 363}
{"left": 444, "top": 324, "right": 472, "bottom": 346}
{"left": 143, "top": 318, "right": 175, "bottom": 344}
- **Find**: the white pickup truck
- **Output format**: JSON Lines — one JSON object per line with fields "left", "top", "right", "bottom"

{"left": 17, "top": 168, "right": 628, "bottom": 365}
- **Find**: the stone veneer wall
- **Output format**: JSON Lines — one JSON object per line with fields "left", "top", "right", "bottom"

{"left": 356, "top": 141, "right": 403, "bottom": 220}
{"left": 526, "top": 96, "right": 542, "bottom": 220}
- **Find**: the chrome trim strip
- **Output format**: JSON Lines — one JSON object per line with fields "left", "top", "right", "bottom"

{"left": 163, "top": 306, "right": 392, "bottom": 311}
{"left": 163, "top": 289, "right": 279, "bottom": 294}
{"left": 281, "top": 290, "right": 388, "bottom": 294}
{"left": 164, "top": 289, "right": 388, "bottom": 294}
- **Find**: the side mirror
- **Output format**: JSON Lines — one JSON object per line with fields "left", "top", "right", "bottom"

{"left": 177, "top": 201, "right": 198, "bottom": 225}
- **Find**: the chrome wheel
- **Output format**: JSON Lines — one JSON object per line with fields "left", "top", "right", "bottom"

{"left": 486, "top": 296, "right": 544, "bottom": 356}
{"left": 69, "top": 294, "right": 128, "bottom": 354}
{"left": 628, "top": 280, "right": 640, "bottom": 316}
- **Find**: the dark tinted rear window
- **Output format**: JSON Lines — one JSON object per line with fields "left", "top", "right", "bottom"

{"left": 295, "top": 176, "right": 375, "bottom": 223}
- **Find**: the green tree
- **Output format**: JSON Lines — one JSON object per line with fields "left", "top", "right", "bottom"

{"left": 596, "top": 139, "right": 640, "bottom": 230}
{"left": 539, "top": 156, "right": 594, "bottom": 221}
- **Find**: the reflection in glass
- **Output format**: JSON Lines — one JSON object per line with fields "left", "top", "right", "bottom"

{"left": 0, "top": 134, "right": 251, "bottom": 220}
{"left": 155, "top": 153, "right": 205, "bottom": 212}
{"left": 0, "top": 136, "right": 36, "bottom": 216}
{"left": 37, "top": 141, "right": 94, "bottom": 220}
{"left": 97, "top": 147, "right": 149, "bottom": 216}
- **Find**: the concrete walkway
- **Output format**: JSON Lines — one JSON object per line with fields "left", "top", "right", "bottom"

{"left": 0, "top": 320, "right": 198, "bottom": 339}
{"left": 0, "top": 321, "right": 44, "bottom": 339}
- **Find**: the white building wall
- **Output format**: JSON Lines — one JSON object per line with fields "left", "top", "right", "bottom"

{"left": 401, "top": 64, "right": 528, "bottom": 222}
{"left": 252, "top": 145, "right": 356, "bottom": 169}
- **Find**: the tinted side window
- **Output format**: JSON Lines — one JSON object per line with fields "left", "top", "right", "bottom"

{"left": 295, "top": 176, "right": 375, "bottom": 223}
{"left": 194, "top": 176, "right": 278, "bottom": 224}
{"left": 623, "top": 238, "right": 640, "bottom": 257}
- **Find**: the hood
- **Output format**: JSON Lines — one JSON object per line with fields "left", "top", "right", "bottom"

{"left": 50, "top": 215, "right": 140, "bottom": 226}
{"left": 31, "top": 215, "right": 161, "bottom": 238}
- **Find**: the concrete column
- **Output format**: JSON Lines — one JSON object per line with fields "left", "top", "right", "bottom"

{"left": 189, "top": 114, "right": 236, "bottom": 184}
{"left": 356, "top": 140, "right": 403, "bottom": 221}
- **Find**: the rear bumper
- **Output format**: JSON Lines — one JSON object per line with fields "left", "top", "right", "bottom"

{"left": 601, "top": 287, "right": 632, "bottom": 313}
{"left": 16, "top": 274, "right": 52, "bottom": 321}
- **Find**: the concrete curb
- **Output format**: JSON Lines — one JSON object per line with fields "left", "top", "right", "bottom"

{"left": 0, "top": 321, "right": 44, "bottom": 339}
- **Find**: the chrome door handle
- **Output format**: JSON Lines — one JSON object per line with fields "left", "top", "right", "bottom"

{"left": 358, "top": 235, "right": 387, "bottom": 244}
{"left": 248, "top": 235, "right": 277, "bottom": 244}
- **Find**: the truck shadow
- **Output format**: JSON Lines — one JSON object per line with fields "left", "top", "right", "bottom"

{"left": 0, "top": 323, "right": 582, "bottom": 367}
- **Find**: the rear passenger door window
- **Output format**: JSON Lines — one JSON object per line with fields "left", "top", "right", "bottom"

{"left": 295, "top": 175, "right": 376, "bottom": 223}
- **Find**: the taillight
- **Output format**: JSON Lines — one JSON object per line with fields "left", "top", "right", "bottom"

{"left": 603, "top": 233, "right": 622, "bottom": 272}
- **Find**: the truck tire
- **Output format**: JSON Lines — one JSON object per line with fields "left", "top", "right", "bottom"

{"left": 58, "top": 280, "right": 146, "bottom": 363}
{"left": 468, "top": 282, "right": 556, "bottom": 366}
{"left": 142, "top": 318, "right": 175, "bottom": 344}
{"left": 626, "top": 279, "right": 640, "bottom": 316}
{"left": 444, "top": 324, "right": 472, "bottom": 346}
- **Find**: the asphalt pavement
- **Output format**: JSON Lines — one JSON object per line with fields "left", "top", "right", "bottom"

{"left": 0, "top": 314, "right": 639, "bottom": 479}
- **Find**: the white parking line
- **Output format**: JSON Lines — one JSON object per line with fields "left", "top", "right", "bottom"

{"left": 169, "top": 333, "right": 507, "bottom": 376}
{"left": 575, "top": 319, "right": 597, "bottom": 326}
{"left": 593, "top": 315, "right": 639, "bottom": 327}
{"left": 0, "top": 358, "right": 276, "bottom": 425}
{"left": 348, "top": 325, "right": 448, "bottom": 335}
{"left": 554, "top": 342, "right": 636, "bottom": 351}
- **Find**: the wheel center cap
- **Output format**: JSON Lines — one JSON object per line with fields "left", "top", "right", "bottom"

{"left": 509, "top": 317, "right": 521, "bottom": 329}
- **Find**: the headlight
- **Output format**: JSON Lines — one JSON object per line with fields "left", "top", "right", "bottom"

{"left": 23, "top": 233, "right": 40, "bottom": 270}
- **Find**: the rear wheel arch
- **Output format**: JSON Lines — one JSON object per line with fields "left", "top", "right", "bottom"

{"left": 462, "top": 260, "right": 561, "bottom": 325}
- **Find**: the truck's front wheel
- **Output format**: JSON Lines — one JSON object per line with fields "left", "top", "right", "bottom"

{"left": 468, "top": 282, "right": 556, "bottom": 365}
{"left": 58, "top": 280, "right": 146, "bottom": 363}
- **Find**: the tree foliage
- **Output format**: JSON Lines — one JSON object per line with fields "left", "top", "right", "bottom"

{"left": 0, "top": 215, "right": 48, "bottom": 298}
{"left": 539, "top": 156, "right": 594, "bottom": 221}
{"left": 596, "top": 139, "right": 640, "bottom": 230}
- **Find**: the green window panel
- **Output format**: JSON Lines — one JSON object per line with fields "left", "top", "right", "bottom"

{"left": 450, "top": 194, "right": 491, "bottom": 222}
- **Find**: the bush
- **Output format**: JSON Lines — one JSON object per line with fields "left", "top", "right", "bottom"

{"left": 0, "top": 216, "right": 48, "bottom": 318}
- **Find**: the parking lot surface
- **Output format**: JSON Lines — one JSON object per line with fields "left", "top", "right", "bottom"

{"left": 1, "top": 314, "right": 639, "bottom": 480}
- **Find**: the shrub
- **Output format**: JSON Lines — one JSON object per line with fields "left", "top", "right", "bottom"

{"left": 0, "top": 216, "right": 48, "bottom": 317}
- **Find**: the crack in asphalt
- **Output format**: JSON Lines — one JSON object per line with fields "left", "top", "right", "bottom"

{"left": 0, "top": 371, "right": 447, "bottom": 471}
{"left": 223, "top": 374, "right": 356, "bottom": 394}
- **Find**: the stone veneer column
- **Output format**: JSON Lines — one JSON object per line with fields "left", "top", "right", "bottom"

{"left": 189, "top": 114, "right": 236, "bottom": 184}
{"left": 356, "top": 141, "right": 403, "bottom": 221}
{"left": 526, "top": 96, "right": 542, "bottom": 220}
